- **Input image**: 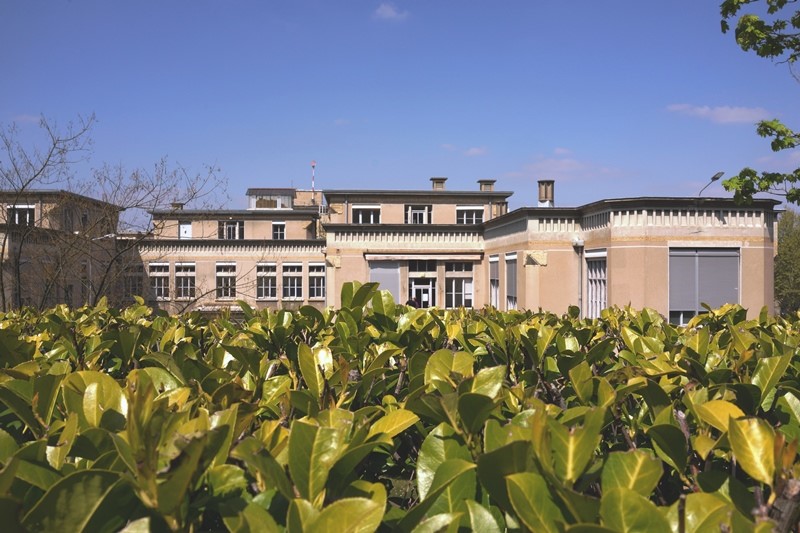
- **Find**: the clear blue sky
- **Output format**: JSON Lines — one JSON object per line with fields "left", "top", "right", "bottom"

{"left": 2, "top": 1, "right": 798, "bottom": 209}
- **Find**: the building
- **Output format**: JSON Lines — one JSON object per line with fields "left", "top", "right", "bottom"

{"left": 139, "top": 178, "right": 779, "bottom": 323}
{"left": 0, "top": 190, "right": 120, "bottom": 310}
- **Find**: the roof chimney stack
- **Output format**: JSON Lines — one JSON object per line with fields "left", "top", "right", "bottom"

{"left": 170, "top": 201, "right": 185, "bottom": 210}
{"left": 538, "top": 180, "right": 554, "bottom": 207}
{"left": 430, "top": 177, "right": 447, "bottom": 190}
{"left": 478, "top": 179, "right": 496, "bottom": 192}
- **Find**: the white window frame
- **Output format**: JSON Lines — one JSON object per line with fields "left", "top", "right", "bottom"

{"left": 149, "top": 262, "right": 170, "bottom": 301}
{"left": 179, "top": 221, "right": 192, "bottom": 239}
{"left": 282, "top": 263, "right": 303, "bottom": 300}
{"left": 352, "top": 204, "right": 381, "bottom": 224}
{"left": 256, "top": 263, "right": 277, "bottom": 300}
{"left": 505, "top": 253, "right": 518, "bottom": 311}
{"left": 405, "top": 204, "right": 432, "bottom": 224}
{"left": 216, "top": 262, "right": 237, "bottom": 300}
{"left": 272, "top": 221, "right": 286, "bottom": 240}
{"left": 308, "top": 263, "right": 326, "bottom": 300}
{"left": 7, "top": 205, "right": 35, "bottom": 227}
{"left": 585, "top": 249, "right": 607, "bottom": 319}
{"left": 456, "top": 206, "right": 484, "bottom": 225}
{"left": 219, "top": 220, "right": 244, "bottom": 240}
{"left": 175, "top": 262, "right": 196, "bottom": 300}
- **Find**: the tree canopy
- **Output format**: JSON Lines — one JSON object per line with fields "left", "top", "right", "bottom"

{"left": 720, "top": 0, "right": 800, "bottom": 204}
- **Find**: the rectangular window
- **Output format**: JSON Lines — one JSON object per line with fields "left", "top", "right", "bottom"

{"left": 272, "top": 221, "right": 286, "bottom": 240}
{"left": 7, "top": 206, "right": 35, "bottom": 227}
{"left": 179, "top": 221, "right": 192, "bottom": 239}
{"left": 456, "top": 207, "right": 484, "bottom": 225}
{"left": 585, "top": 250, "right": 607, "bottom": 319}
{"left": 309, "top": 264, "right": 326, "bottom": 299}
{"left": 506, "top": 253, "right": 517, "bottom": 310}
{"left": 282, "top": 264, "right": 303, "bottom": 300}
{"left": 489, "top": 256, "right": 499, "bottom": 308}
{"left": 352, "top": 205, "right": 381, "bottom": 224}
{"left": 218, "top": 220, "right": 244, "bottom": 239}
{"left": 124, "top": 264, "right": 144, "bottom": 301}
{"left": 63, "top": 209, "right": 74, "bottom": 232}
{"left": 216, "top": 263, "right": 237, "bottom": 299}
{"left": 149, "top": 263, "right": 169, "bottom": 300}
{"left": 256, "top": 263, "right": 277, "bottom": 300}
{"left": 405, "top": 205, "right": 432, "bottom": 224}
{"left": 445, "top": 261, "right": 474, "bottom": 309}
{"left": 408, "top": 260, "right": 436, "bottom": 273}
{"left": 175, "top": 263, "right": 196, "bottom": 300}
{"left": 669, "top": 248, "right": 739, "bottom": 324}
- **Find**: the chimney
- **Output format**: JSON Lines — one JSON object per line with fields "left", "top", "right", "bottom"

{"left": 170, "top": 201, "right": 185, "bottom": 210}
{"left": 430, "top": 177, "right": 447, "bottom": 190}
{"left": 478, "top": 179, "right": 496, "bottom": 192}
{"left": 538, "top": 180, "right": 554, "bottom": 207}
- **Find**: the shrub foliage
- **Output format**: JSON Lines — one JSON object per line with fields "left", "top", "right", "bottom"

{"left": 0, "top": 282, "right": 799, "bottom": 531}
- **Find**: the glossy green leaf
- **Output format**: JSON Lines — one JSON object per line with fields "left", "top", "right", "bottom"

{"left": 298, "top": 343, "right": 323, "bottom": 400}
{"left": 411, "top": 513, "right": 462, "bottom": 533}
{"left": 458, "top": 393, "right": 496, "bottom": 434}
{"left": 647, "top": 424, "right": 688, "bottom": 473}
{"left": 664, "top": 492, "right": 732, "bottom": 533}
{"left": 464, "top": 500, "right": 502, "bottom": 533}
{"left": 601, "top": 449, "right": 662, "bottom": 495}
{"left": 752, "top": 353, "right": 792, "bottom": 410}
{"left": 307, "top": 497, "right": 384, "bottom": 533}
{"left": 399, "top": 459, "right": 476, "bottom": 531}
{"left": 728, "top": 416, "right": 775, "bottom": 487}
{"left": 367, "top": 408, "right": 419, "bottom": 440}
{"left": 476, "top": 439, "right": 533, "bottom": 511}
{"left": 47, "top": 412, "right": 78, "bottom": 470}
{"left": 21, "top": 470, "right": 123, "bottom": 532}
{"left": 470, "top": 366, "right": 506, "bottom": 398}
{"left": 288, "top": 420, "right": 344, "bottom": 505}
{"left": 157, "top": 432, "right": 208, "bottom": 514}
{"left": 506, "top": 472, "right": 564, "bottom": 533}
{"left": 693, "top": 400, "right": 744, "bottom": 433}
{"left": 417, "top": 423, "right": 472, "bottom": 500}
{"left": 550, "top": 407, "right": 605, "bottom": 485}
{"left": 600, "top": 488, "right": 670, "bottom": 533}
{"left": 221, "top": 501, "right": 280, "bottom": 533}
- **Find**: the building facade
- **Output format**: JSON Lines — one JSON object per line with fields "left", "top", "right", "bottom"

{"left": 137, "top": 178, "right": 779, "bottom": 322}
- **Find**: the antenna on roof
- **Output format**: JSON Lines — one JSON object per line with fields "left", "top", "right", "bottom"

{"left": 311, "top": 160, "right": 317, "bottom": 205}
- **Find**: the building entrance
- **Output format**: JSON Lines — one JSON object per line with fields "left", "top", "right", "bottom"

{"left": 409, "top": 278, "right": 435, "bottom": 308}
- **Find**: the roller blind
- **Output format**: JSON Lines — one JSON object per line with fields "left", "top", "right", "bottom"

{"left": 670, "top": 249, "right": 739, "bottom": 312}
{"left": 369, "top": 262, "right": 400, "bottom": 302}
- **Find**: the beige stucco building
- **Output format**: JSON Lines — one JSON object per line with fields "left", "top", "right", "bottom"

{"left": 137, "top": 178, "right": 779, "bottom": 323}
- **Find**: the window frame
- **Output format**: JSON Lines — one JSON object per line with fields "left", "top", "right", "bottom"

{"left": 218, "top": 220, "right": 244, "bottom": 240}
{"left": 352, "top": 205, "right": 381, "bottom": 224}
{"left": 149, "top": 263, "right": 170, "bottom": 301}
{"left": 404, "top": 204, "right": 432, "bottom": 225}
{"left": 215, "top": 262, "right": 237, "bottom": 300}
{"left": 308, "top": 263, "right": 326, "bottom": 300}
{"left": 256, "top": 263, "right": 277, "bottom": 300}
{"left": 175, "top": 262, "right": 196, "bottom": 300}
{"left": 585, "top": 249, "right": 607, "bottom": 319}
{"left": 272, "top": 221, "right": 286, "bottom": 240}
{"left": 455, "top": 206, "right": 484, "bottom": 225}
{"left": 282, "top": 263, "right": 303, "bottom": 300}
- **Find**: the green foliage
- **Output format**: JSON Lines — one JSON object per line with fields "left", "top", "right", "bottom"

{"left": 720, "top": 1, "right": 800, "bottom": 204}
{"left": 776, "top": 208, "right": 800, "bottom": 314}
{"left": 0, "top": 286, "right": 799, "bottom": 530}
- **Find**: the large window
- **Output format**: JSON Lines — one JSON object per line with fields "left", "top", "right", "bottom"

{"left": 585, "top": 250, "right": 607, "bottom": 319}
{"left": 218, "top": 220, "right": 244, "bottom": 240}
{"left": 179, "top": 221, "right": 192, "bottom": 239}
{"left": 352, "top": 205, "right": 381, "bottom": 224}
{"left": 445, "top": 262, "right": 473, "bottom": 308}
{"left": 309, "top": 264, "right": 326, "bottom": 299}
{"left": 149, "top": 263, "right": 170, "bottom": 300}
{"left": 282, "top": 264, "right": 303, "bottom": 300}
{"left": 405, "top": 205, "right": 432, "bottom": 224}
{"left": 256, "top": 263, "right": 277, "bottom": 300}
{"left": 506, "top": 253, "right": 517, "bottom": 310}
{"left": 669, "top": 248, "right": 739, "bottom": 324}
{"left": 216, "top": 263, "right": 237, "bottom": 299}
{"left": 272, "top": 221, "right": 285, "bottom": 240}
{"left": 175, "top": 263, "right": 196, "bottom": 300}
{"left": 124, "top": 264, "right": 144, "bottom": 301}
{"left": 489, "top": 256, "right": 499, "bottom": 308}
{"left": 7, "top": 206, "right": 35, "bottom": 227}
{"left": 456, "top": 207, "right": 483, "bottom": 225}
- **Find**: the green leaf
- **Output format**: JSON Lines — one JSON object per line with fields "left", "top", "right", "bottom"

{"left": 307, "top": 497, "right": 384, "bottom": 533}
{"left": 0, "top": 429, "right": 19, "bottom": 464}
{"left": 21, "top": 470, "right": 123, "bottom": 532}
{"left": 367, "top": 409, "right": 419, "bottom": 440}
{"left": 425, "top": 349, "right": 474, "bottom": 390}
{"left": 601, "top": 449, "right": 662, "bottom": 495}
{"left": 417, "top": 423, "right": 472, "bottom": 501}
{"left": 157, "top": 432, "right": 208, "bottom": 515}
{"left": 463, "top": 500, "right": 502, "bottom": 533}
{"left": 470, "top": 366, "right": 506, "bottom": 398}
{"left": 549, "top": 407, "right": 605, "bottom": 485}
{"left": 752, "top": 353, "right": 793, "bottom": 410}
{"left": 476, "top": 440, "right": 534, "bottom": 512}
{"left": 647, "top": 424, "right": 688, "bottom": 473}
{"left": 458, "top": 393, "right": 496, "bottom": 434}
{"left": 600, "top": 487, "right": 670, "bottom": 533}
{"left": 47, "top": 412, "right": 78, "bottom": 470}
{"left": 371, "top": 289, "right": 396, "bottom": 318}
{"left": 399, "top": 459, "right": 476, "bottom": 531}
{"left": 231, "top": 437, "right": 294, "bottom": 499}
{"left": 298, "top": 343, "right": 323, "bottom": 400}
{"left": 288, "top": 420, "right": 344, "bottom": 506}
{"left": 693, "top": 400, "right": 745, "bottom": 433}
{"left": 288, "top": 498, "right": 320, "bottom": 533}
{"left": 728, "top": 416, "right": 775, "bottom": 487}
{"left": 222, "top": 501, "right": 281, "bottom": 532}
{"left": 411, "top": 513, "right": 462, "bottom": 533}
{"left": 506, "top": 472, "right": 565, "bottom": 533}
{"left": 664, "top": 492, "right": 732, "bottom": 533}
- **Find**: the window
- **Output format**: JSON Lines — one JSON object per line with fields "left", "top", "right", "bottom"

{"left": 175, "top": 263, "right": 196, "bottom": 300}
{"left": 63, "top": 209, "right": 74, "bottom": 232}
{"left": 445, "top": 262, "right": 473, "bottom": 308}
{"left": 489, "top": 256, "right": 499, "bottom": 308}
{"left": 256, "top": 263, "right": 277, "bottom": 300}
{"left": 352, "top": 205, "right": 381, "bottom": 224}
{"left": 309, "top": 264, "right": 326, "bottom": 299}
{"left": 408, "top": 260, "right": 436, "bottom": 273}
{"left": 669, "top": 248, "right": 739, "bottom": 324}
{"left": 506, "top": 253, "right": 517, "bottom": 310}
{"left": 216, "top": 263, "right": 237, "bottom": 299}
{"left": 179, "top": 221, "right": 192, "bottom": 239}
{"left": 7, "top": 206, "right": 35, "bottom": 227}
{"left": 456, "top": 207, "right": 483, "bottom": 225}
{"left": 282, "top": 264, "right": 303, "bottom": 300}
{"left": 272, "top": 221, "right": 285, "bottom": 240}
{"left": 585, "top": 250, "right": 607, "bottom": 319}
{"left": 218, "top": 220, "right": 244, "bottom": 240}
{"left": 149, "top": 263, "right": 170, "bottom": 300}
{"left": 124, "top": 264, "right": 144, "bottom": 300}
{"left": 405, "top": 205, "right": 432, "bottom": 224}
{"left": 80, "top": 261, "right": 90, "bottom": 303}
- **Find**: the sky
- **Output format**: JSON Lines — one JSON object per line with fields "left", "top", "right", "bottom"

{"left": 2, "top": 1, "right": 799, "bottom": 210}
